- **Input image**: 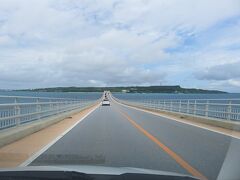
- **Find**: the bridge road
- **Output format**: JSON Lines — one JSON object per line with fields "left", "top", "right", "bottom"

{"left": 29, "top": 96, "right": 240, "bottom": 180}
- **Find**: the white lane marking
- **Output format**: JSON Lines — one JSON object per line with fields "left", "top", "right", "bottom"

{"left": 19, "top": 104, "right": 100, "bottom": 167}
{"left": 111, "top": 97, "right": 240, "bottom": 140}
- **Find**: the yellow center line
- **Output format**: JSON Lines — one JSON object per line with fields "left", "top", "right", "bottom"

{"left": 116, "top": 107, "right": 208, "bottom": 180}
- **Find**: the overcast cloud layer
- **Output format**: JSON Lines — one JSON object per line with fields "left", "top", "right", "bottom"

{"left": 0, "top": 0, "right": 240, "bottom": 92}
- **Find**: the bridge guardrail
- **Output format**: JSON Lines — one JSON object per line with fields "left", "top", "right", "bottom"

{"left": 0, "top": 95, "right": 100, "bottom": 130}
{"left": 113, "top": 97, "right": 240, "bottom": 122}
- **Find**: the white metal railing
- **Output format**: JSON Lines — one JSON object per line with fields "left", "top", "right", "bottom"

{"left": 0, "top": 95, "right": 100, "bottom": 130}
{"left": 114, "top": 97, "right": 240, "bottom": 121}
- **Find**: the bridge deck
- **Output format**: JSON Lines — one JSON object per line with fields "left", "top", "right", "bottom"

{"left": 27, "top": 98, "right": 240, "bottom": 180}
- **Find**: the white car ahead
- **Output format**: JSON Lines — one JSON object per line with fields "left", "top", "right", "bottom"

{"left": 102, "top": 99, "right": 110, "bottom": 106}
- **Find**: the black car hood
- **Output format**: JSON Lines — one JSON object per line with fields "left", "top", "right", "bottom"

{"left": 0, "top": 165, "right": 199, "bottom": 179}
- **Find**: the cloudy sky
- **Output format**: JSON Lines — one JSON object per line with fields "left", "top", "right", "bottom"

{"left": 0, "top": 0, "right": 240, "bottom": 92}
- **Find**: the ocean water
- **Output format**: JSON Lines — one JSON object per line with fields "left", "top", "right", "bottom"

{"left": 113, "top": 93, "right": 240, "bottom": 101}
{"left": 0, "top": 91, "right": 102, "bottom": 104}
{"left": 0, "top": 91, "right": 239, "bottom": 121}
{"left": 1, "top": 91, "right": 240, "bottom": 103}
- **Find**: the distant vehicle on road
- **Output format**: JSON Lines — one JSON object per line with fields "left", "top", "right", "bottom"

{"left": 102, "top": 99, "right": 110, "bottom": 106}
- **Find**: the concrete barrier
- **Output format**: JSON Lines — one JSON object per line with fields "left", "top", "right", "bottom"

{"left": 0, "top": 103, "right": 98, "bottom": 148}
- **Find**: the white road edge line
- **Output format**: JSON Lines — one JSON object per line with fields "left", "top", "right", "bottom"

{"left": 19, "top": 104, "right": 100, "bottom": 167}
{"left": 111, "top": 96, "right": 240, "bottom": 140}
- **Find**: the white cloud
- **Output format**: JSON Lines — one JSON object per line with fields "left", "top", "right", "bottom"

{"left": 0, "top": 0, "right": 239, "bottom": 91}
{"left": 196, "top": 62, "right": 240, "bottom": 80}
{"left": 110, "top": 0, "right": 240, "bottom": 33}
{"left": 0, "top": 35, "right": 13, "bottom": 45}
{"left": 228, "top": 79, "right": 240, "bottom": 87}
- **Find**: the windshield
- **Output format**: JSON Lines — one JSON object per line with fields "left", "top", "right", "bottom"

{"left": 0, "top": 1, "right": 240, "bottom": 180}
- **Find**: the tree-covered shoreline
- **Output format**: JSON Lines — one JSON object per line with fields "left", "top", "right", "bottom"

{"left": 16, "top": 86, "right": 226, "bottom": 94}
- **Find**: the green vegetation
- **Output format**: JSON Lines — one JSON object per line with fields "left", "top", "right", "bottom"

{"left": 18, "top": 86, "right": 226, "bottom": 94}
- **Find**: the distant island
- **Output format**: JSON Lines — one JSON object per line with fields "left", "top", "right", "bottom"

{"left": 17, "top": 86, "right": 226, "bottom": 94}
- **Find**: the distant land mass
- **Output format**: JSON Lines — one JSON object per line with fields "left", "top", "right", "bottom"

{"left": 17, "top": 86, "right": 227, "bottom": 94}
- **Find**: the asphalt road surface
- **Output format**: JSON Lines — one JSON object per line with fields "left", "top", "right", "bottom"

{"left": 30, "top": 97, "right": 240, "bottom": 180}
